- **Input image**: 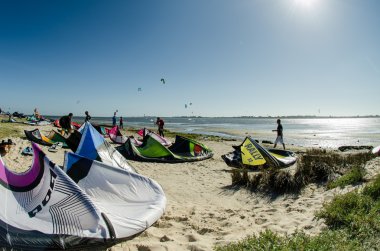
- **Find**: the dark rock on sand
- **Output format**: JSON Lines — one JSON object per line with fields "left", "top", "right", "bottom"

{"left": 262, "top": 140, "right": 273, "bottom": 144}
{"left": 338, "top": 145, "right": 373, "bottom": 152}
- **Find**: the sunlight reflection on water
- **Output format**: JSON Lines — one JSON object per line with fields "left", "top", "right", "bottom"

{"left": 64, "top": 116, "right": 380, "bottom": 149}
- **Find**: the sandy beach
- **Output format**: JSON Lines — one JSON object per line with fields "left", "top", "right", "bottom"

{"left": 1, "top": 122, "right": 379, "bottom": 251}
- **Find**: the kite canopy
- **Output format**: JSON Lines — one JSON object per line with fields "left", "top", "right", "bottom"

{"left": 372, "top": 145, "right": 380, "bottom": 156}
{"left": 78, "top": 123, "right": 109, "bottom": 137}
{"left": 24, "top": 120, "right": 51, "bottom": 126}
{"left": 63, "top": 152, "right": 166, "bottom": 241}
{"left": 0, "top": 143, "right": 112, "bottom": 249}
{"left": 95, "top": 125, "right": 110, "bottom": 137}
{"left": 53, "top": 119, "right": 81, "bottom": 129}
{"left": 24, "top": 129, "right": 68, "bottom": 148}
{"left": 108, "top": 126, "right": 128, "bottom": 144}
{"left": 68, "top": 122, "right": 135, "bottom": 172}
{"left": 221, "top": 137, "right": 297, "bottom": 169}
{"left": 0, "top": 143, "right": 166, "bottom": 249}
{"left": 124, "top": 134, "right": 213, "bottom": 162}
{"left": 138, "top": 128, "right": 171, "bottom": 146}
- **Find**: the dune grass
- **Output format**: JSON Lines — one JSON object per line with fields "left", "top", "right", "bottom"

{"left": 230, "top": 149, "right": 375, "bottom": 195}
{"left": 326, "top": 166, "right": 365, "bottom": 190}
{"left": 0, "top": 121, "right": 25, "bottom": 139}
{"left": 216, "top": 174, "right": 380, "bottom": 251}
{"left": 214, "top": 229, "right": 362, "bottom": 251}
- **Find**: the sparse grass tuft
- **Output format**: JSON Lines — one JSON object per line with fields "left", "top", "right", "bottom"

{"left": 327, "top": 166, "right": 365, "bottom": 190}
{"left": 231, "top": 169, "right": 249, "bottom": 186}
{"left": 362, "top": 174, "right": 380, "bottom": 201}
{"left": 316, "top": 191, "right": 373, "bottom": 229}
{"left": 230, "top": 148, "right": 375, "bottom": 196}
{"left": 0, "top": 120, "right": 25, "bottom": 139}
{"left": 315, "top": 176, "right": 380, "bottom": 247}
{"left": 217, "top": 175, "right": 380, "bottom": 251}
{"left": 214, "top": 229, "right": 362, "bottom": 251}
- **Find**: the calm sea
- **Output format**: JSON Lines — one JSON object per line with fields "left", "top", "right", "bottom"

{"left": 48, "top": 116, "right": 380, "bottom": 149}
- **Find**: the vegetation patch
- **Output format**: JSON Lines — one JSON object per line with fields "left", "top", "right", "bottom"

{"left": 214, "top": 229, "right": 362, "bottom": 251}
{"left": 231, "top": 149, "right": 375, "bottom": 195}
{"left": 362, "top": 174, "right": 380, "bottom": 200}
{"left": 327, "top": 166, "right": 365, "bottom": 189}
{"left": 0, "top": 121, "right": 25, "bottom": 139}
{"left": 217, "top": 174, "right": 380, "bottom": 251}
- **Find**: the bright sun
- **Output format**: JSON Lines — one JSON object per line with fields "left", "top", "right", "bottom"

{"left": 294, "top": 0, "right": 318, "bottom": 9}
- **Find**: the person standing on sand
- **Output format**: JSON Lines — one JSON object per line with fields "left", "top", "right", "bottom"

{"left": 112, "top": 112, "right": 117, "bottom": 127}
{"left": 59, "top": 113, "right": 73, "bottom": 134}
{"left": 84, "top": 111, "right": 91, "bottom": 122}
{"left": 33, "top": 108, "right": 40, "bottom": 120}
{"left": 156, "top": 117, "right": 165, "bottom": 137}
{"left": 119, "top": 116, "right": 124, "bottom": 129}
{"left": 272, "top": 119, "right": 285, "bottom": 150}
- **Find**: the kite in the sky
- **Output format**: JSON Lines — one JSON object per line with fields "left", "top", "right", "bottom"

{"left": 160, "top": 78, "right": 165, "bottom": 84}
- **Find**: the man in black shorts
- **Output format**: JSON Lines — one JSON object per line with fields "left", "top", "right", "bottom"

{"left": 272, "top": 119, "right": 285, "bottom": 150}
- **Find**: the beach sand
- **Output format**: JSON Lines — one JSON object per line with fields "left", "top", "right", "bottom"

{"left": 1, "top": 123, "right": 379, "bottom": 251}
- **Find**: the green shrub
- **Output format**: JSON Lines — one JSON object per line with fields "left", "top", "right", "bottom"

{"left": 316, "top": 191, "right": 373, "bottom": 229}
{"left": 327, "top": 166, "right": 365, "bottom": 190}
{"left": 214, "top": 229, "right": 362, "bottom": 251}
{"left": 230, "top": 149, "right": 375, "bottom": 195}
{"left": 362, "top": 174, "right": 380, "bottom": 200}
{"left": 0, "top": 122, "right": 24, "bottom": 139}
{"left": 345, "top": 152, "right": 375, "bottom": 167}
{"left": 220, "top": 172, "right": 380, "bottom": 251}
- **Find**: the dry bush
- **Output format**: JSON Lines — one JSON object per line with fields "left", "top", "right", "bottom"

{"left": 229, "top": 149, "right": 376, "bottom": 196}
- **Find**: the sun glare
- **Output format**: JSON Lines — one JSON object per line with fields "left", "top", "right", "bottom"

{"left": 294, "top": 0, "right": 318, "bottom": 9}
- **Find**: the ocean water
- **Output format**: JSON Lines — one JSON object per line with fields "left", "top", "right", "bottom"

{"left": 50, "top": 116, "right": 380, "bottom": 149}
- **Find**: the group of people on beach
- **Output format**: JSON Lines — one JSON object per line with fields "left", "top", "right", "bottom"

{"left": 58, "top": 111, "right": 283, "bottom": 149}
{"left": 57, "top": 111, "right": 166, "bottom": 138}
{"left": 112, "top": 112, "right": 124, "bottom": 129}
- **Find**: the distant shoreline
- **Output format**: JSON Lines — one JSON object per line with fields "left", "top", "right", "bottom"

{"left": 43, "top": 115, "right": 380, "bottom": 119}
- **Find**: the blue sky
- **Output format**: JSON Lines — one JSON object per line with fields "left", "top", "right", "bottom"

{"left": 0, "top": 0, "right": 379, "bottom": 117}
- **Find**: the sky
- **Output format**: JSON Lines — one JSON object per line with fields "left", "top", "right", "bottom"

{"left": 0, "top": 0, "right": 379, "bottom": 117}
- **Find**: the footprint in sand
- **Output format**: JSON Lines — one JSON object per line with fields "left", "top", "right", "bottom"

{"left": 225, "top": 209, "right": 236, "bottom": 216}
{"left": 136, "top": 245, "right": 152, "bottom": 251}
{"left": 153, "top": 220, "right": 173, "bottom": 228}
{"left": 216, "top": 216, "right": 227, "bottom": 221}
{"left": 221, "top": 222, "right": 232, "bottom": 227}
{"left": 160, "top": 235, "right": 171, "bottom": 242}
{"left": 188, "top": 245, "right": 206, "bottom": 251}
{"left": 255, "top": 218, "right": 268, "bottom": 225}
{"left": 265, "top": 208, "right": 277, "bottom": 213}
{"left": 187, "top": 234, "right": 197, "bottom": 242}
{"left": 197, "top": 228, "right": 214, "bottom": 235}
{"left": 164, "top": 215, "right": 188, "bottom": 222}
